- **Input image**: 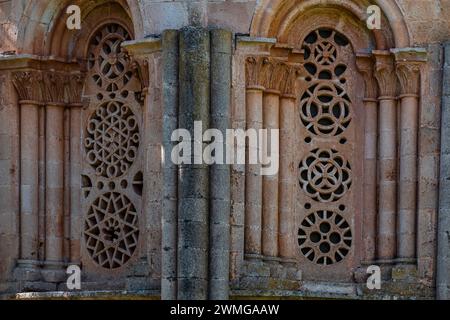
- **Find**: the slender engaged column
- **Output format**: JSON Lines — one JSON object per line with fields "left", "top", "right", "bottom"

{"left": 19, "top": 101, "right": 40, "bottom": 263}
{"left": 262, "top": 91, "right": 279, "bottom": 260}
{"left": 12, "top": 71, "right": 44, "bottom": 280}
{"left": 244, "top": 87, "right": 263, "bottom": 259}
{"left": 278, "top": 95, "right": 296, "bottom": 262}
{"left": 356, "top": 55, "right": 378, "bottom": 263}
{"left": 69, "top": 106, "right": 82, "bottom": 263}
{"left": 393, "top": 51, "right": 425, "bottom": 263}
{"left": 44, "top": 103, "right": 65, "bottom": 272}
{"left": 374, "top": 52, "right": 398, "bottom": 262}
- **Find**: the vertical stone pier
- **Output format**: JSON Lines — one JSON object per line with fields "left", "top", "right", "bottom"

{"left": 209, "top": 29, "right": 232, "bottom": 300}
{"left": 162, "top": 30, "right": 180, "bottom": 300}
{"left": 178, "top": 27, "right": 211, "bottom": 300}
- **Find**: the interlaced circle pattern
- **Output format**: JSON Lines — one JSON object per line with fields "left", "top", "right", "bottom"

{"left": 300, "top": 83, "right": 352, "bottom": 136}
{"left": 85, "top": 101, "right": 139, "bottom": 178}
{"left": 299, "top": 149, "right": 352, "bottom": 203}
{"left": 301, "top": 28, "right": 352, "bottom": 137}
{"left": 298, "top": 210, "right": 352, "bottom": 265}
{"left": 87, "top": 23, "right": 132, "bottom": 92}
{"left": 84, "top": 192, "right": 139, "bottom": 269}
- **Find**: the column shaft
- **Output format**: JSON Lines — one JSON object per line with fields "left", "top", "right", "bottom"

{"left": 363, "top": 99, "right": 378, "bottom": 262}
{"left": 162, "top": 29, "right": 179, "bottom": 300}
{"left": 69, "top": 107, "right": 82, "bottom": 263}
{"left": 278, "top": 96, "right": 296, "bottom": 261}
{"left": 262, "top": 92, "right": 279, "bottom": 259}
{"left": 19, "top": 102, "right": 40, "bottom": 261}
{"left": 209, "top": 29, "right": 232, "bottom": 299}
{"left": 177, "top": 27, "right": 210, "bottom": 300}
{"left": 398, "top": 95, "right": 419, "bottom": 260}
{"left": 377, "top": 98, "right": 397, "bottom": 260}
{"left": 45, "top": 105, "right": 65, "bottom": 264}
{"left": 244, "top": 89, "right": 263, "bottom": 258}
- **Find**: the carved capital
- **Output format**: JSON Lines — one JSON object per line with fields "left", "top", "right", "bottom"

{"left": 12, "top": 71, "right": 44, "bottom": 103}
{"left": 373, "top": 51, "right": 397, "bottom": 98}
{"left": 42, "top": 71, "right": 68, "bottom": 105}
{"left": 395, "top": 62, "right": 421, "bottom": 96}
{"left": 130, "top": 56, "right": 150, "bottom": 93}
{"left": 356, "top": 54, "right": 378, "bottom": 100}
{"left": 67, "top": 73, "right": 86, "bottom": 105}
{"left": 245, "top": 56, "right": 267, "bottom": 90}
{"left": 261, "top": 58, "right": 285, "bottom": 93}
{"left": 279, "top": 63, "right": 300, "bottom": 97}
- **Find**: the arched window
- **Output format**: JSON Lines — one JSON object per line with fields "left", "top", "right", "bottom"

{"left": 295, "top": 27, "right": 363, "bottom": 281}
{"left": 81, "top": 23, "right": 144, "bottom": 271}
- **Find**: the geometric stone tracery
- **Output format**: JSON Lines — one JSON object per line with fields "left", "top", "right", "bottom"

{"left": 82, "top": 22, "right": 142, "bottom": 270}
{"left": 299, "top": 148, "right": 352, "bottom": 203}
{"left": 84, "top": 101, "right": 140, "bottom": 179}
{"left": 298, "top": 210, "right": 352, "bottom": 265}
{"left": 84, "top": 192, "right": 139, "bottom": 269}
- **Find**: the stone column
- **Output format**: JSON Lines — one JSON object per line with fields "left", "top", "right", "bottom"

{"left": 244, "top": 57, "right": 265, "bottom": 260}
{"left": 43, "top": 103, "right": 65, "bottom": 276}
{"left": 161, "top": 30, "right": 179, "bottom": 300}
{"left": 67, "top": 73, "right": 85, "bottom": 265}
{"left": 42, "top": 72, "right": 67, "bottom": 282}
{"left": 262, "top": 58, "right": 281, "bottom": 261}
{"left": 392, "top": 49, "right": 427, "bottom": 264}
{"left": 356, "top": 55, "right": 378, "bottom": 263}
{"left": 438, "top": 41, "right": 450, "bottom": 300}
{"left": 12, "top": 71, "right": 42, "bottom": 280}
{"left": 209, "top": 29, "right": 232, "bottom": 299}
{"left": 373, "top": 51, "right": 398, "bottom": 264}
{"left": 178, "top": 27, "right": 210, "bottom": 300}
{"left": 278, "top": 64, "right": 297, "bottom": 263}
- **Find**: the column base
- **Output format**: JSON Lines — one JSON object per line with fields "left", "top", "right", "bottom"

{"left": 392, "top": 261, "right": 418, "bottom": 283}
{"left": 41, "top": 261, "right": 67, "bottom": 283}
{"left": 14, "top": 260, "right": 42, "bottom": 282}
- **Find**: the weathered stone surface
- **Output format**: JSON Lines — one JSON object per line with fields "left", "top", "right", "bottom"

{"left": 1, "top": 0, "right": 450, "bottom": 301}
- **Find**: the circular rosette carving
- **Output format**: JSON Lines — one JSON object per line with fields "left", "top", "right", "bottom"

{"left": 84, "top": 101, "right": 140, "bottom": 178}
{"left": 303, "top": 28, "right": 349, "bottom": 68}
{"left": 87, "top": 23, "right": 133, "bottom": 92}
{"left": 300, "top": 82, "right": 352, "bottom": 137}
{"left": 298, "top": 210, "right": 352, "bottom": 265}
{"left": 299, "top": 149, "right": 352, "bottom": 202}
{"left": 84, "top": 192, "right": 139, "bottom": 269}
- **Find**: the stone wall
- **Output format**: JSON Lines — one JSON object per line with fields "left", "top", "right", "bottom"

{"left": 0, "top": 0, "right": 450, "bottom": 300}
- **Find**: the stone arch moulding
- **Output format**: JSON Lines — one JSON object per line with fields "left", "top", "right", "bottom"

{"left": 16, "top": 0, "right": 144, "bottom": 58}
{"left": 250, "top": 0, "right": 411, "bottom": 49}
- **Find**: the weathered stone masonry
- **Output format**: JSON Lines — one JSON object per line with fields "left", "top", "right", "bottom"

{"left": 1, "top": 0, "right": 450, "bottom": 300}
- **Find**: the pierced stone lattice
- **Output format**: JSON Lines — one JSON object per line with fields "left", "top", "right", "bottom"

{"left": 87, "top": 23, "right": 133, "bottom": 92}
{"left": 84, "top": 192, "right": 139, "bottom": 269}
{"left": 301, "top": 28, "right": 352, "bottom": 137}
{"left": 298, "top": 210, "right": 352, "bottom": 265}
{"left": 300, "top": 83, "right": 352, "bottom": 136}
{"left": 85, "top": 101, "right": 140, "bottom": 178}
{"left": 299, "top": 148, "right": 352, "bottom": 203}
